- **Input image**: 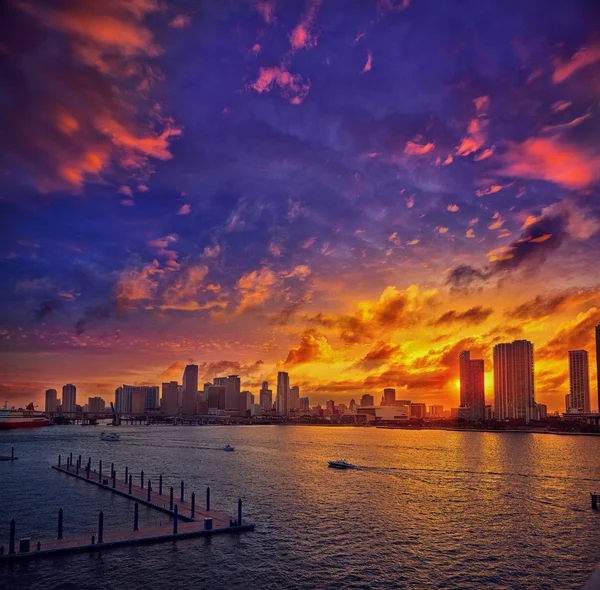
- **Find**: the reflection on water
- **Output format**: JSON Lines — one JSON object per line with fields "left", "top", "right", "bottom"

{"left": 0, "top": 425, "right": 599, "bottom": 589}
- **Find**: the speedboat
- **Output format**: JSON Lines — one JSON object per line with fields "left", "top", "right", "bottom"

{"left": 223, "top": 445, "right": 235, "bottom": 452}
{"left": 328, "top": 460, "right": 355, "bottom": 469}
{"left": 101, "top": 432, "right": 120, "bottom": 441}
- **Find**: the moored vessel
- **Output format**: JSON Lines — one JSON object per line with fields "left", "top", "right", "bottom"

{"left": 328, "top": 460, "right": 355, "bottom": 469}
{"left": 0, "top": 402, "right": 50, "bottom": 429}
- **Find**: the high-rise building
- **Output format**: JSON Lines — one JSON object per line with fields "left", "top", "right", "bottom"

{"left": 207, "top": 386, "right": 225, "bottom": 410}
{"left": 326, "top": 400, "right": 335, "bottom": 411}
{"left": 62, "top": 384, "right": 77, "bottom": 414}
{"left": 225, "top": 375, "right": 241, "bottom": 411}
{"left": 596, "top": 324, "right": 600, "bottom": 412}
{"left": 276, "top": 372, "right": 290, "bottom": 415}
{"left": 45, "top": 389, "right": 58, "bottom": 413}
{"left": 349, "top": 399, "right": 357, "bottom": 412}
{"left": 299, "top": 397, "right": 310, "bottom": 411}
{"left": 182, "top": 365, "right": 199, "bottom": 415}
{"left": 360, "top": 394, "right": 374, "bottom": 407}
{"left": 382, "top": 388, "right": 396, "bottom": 406}
{"left": 144, "top": 387, "right": 160, "bottom": 411}
{"left": 161, "top": 381, "right": 180, "bottom": 415}
{"left": 131, "top": 389, "right": 145, "bottom": 413}
{"left": 289, "top": 385, "right": 300, "bottom": 410}
{"left": 568, "top": 350, "right": 590, "bottom": 413}
{"left": 410, "top": 403, "right": 426, "bottom": 418}
{"left": 494, "top": 340, "right": 535, "bottom": 422}
{"left": 87, "top": 397, "right": 105, "bottom": 415}
{"left": 459, "top": 351, "right": 485, "bottom": 420}
{"left": 429, "top": 404, "right": 444, "bottom": 418}
{"left": 202, "top": 382, "right": 212, "bottom": 402}
{"left": 259, "top": 381, "right": 273, "bottom": 410}
{"left": 116, "top": 385, "right": 160, "bottom": 414}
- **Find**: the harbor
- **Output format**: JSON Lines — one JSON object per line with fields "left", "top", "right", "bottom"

{"left": 0, "top": 452, "right": 254, "bottom": 562}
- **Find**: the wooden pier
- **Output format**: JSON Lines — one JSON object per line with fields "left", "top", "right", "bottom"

{"left": 0, "top": 454, "right": 254, "bottom": 562}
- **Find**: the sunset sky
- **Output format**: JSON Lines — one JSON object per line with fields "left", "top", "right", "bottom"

{"left": 1, "top": 0, "right": 599, "bottom": 412}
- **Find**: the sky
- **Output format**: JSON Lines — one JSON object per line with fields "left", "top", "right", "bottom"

{"left": 1, "top": 0, "right": 599, "bottom": 412}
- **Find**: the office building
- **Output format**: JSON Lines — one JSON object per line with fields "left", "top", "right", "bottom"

{"left": 349, "top": 399, "right": 357, "bottom": 412}
{"left": 161, "top": 381, "right": 180, "bottom": 415}
{"left": 290, "top": 385, "right": 300, "bottom": 410}
{"left": 459, "top": 351, "right": 486, "bottom": 421}
{"left": 45, "top": 389, "right": 58, "bottom": 413}
{"left": 259, "top": 381, "right": 273, "bottom": 411}
{"left": 535, "top": 403, "right": 548, "bottom": 420}
{"left": 429, "top": 405, "right": 444, "bottom": 418}
{"left": 87, "top": 397, "right": 105, "bottom": 415}
{"left": 224, "top": 375, "right": 241, "bottom": 411}
{"left": 299, "top": 397, "right": 310, "bottom": 411}
{"left": 182, "top": 364, "right": 199, "bottom": 415}
{"left": 382, "top": 388, "right": 396, "bottom": 405}
{"left": 144, "top": 386, "right": 160, "bottom": 412}
{"left": 326, "top": 400, "right": 335, "bottom": 411}
{"left": 116, "top": 385, "right": 160, "bottom": 414}
{"left": 410, "top": 403, "right": 426, "bottom": 419}
{"left": 207, "top": 385, "right": 225, "bottom": 410}
{"left": 276, "top": 371, "right": 290, "bottom": 416}
{"left": 493, "top": 340, "right": 535, "bottom": 422}
{"left": 568, "top": 350, "right": 590, "bottom": 413}
{"left": 360, "top": 394, "right": 374, "bottom": 407}
{"left": 62, "top": 384, "right": 77, "bottom": 414}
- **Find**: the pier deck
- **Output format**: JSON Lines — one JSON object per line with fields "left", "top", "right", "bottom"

{"left": 0, "top": 457, "right": 254, "bottom": 562}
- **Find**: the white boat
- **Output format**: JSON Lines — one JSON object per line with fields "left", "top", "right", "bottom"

{"left": 328, "top": 460, "right": 355, "bottom": 469}
{"left": 223, "top": 445, "right": 235, "bottom": 452}
{"left": 0, "top": 402, "right": 50, "bottom": 430}
{"left": 101, "top": 432, "right": 120, "bottom": 441}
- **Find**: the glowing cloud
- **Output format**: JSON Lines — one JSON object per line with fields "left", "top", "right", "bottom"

{"left": 553, "top": 45, "right": 600, "bottom": 83}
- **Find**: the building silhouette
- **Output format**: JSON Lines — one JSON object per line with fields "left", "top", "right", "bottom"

{"left": 87, "top": 397, "right": 105, "bottom": 415}
{"left": 116, "top": 385, "right": 160, "bottom": 414}
{"left": 62, "top": 384, "right": 77, "bottom": 414}
{"left": 224, "top": 375, "right": 241, "bottom": 411}
{"left": 568, "top": 350, "right": 590, "bottom": 413}
{"left": 161, "top": 381, "right": 180, "bottom": 415}
{"left": 207, "top": 385, "right": 225, "bottom": 411}
{"left": 299, "top": 397, "right": 310, "bottom": 411}
{"left": 289, "top": 385, "right": 300, "bottom": 410}
{"left": 382, "top": 388, "right": 396, "bottom": 406}
{"left": 360, "top": 394, "right": 374, "bottom": 407}
{"left": 459, "top": 350, "right": 485, "bottom": 420}
{"left": 276, "top": 372, "right": 290, "bottom": 415}
{"left": 45, "top": 389, "right": 58, "bottom": 413}
{"left": 182, "top": 364, "right": 199, "bottom": 415}
{"left": 259, "top": 381, "right": 272, "bottom": 410}
{"left": 493, "top": 340, "right": 535, "bottom": 422}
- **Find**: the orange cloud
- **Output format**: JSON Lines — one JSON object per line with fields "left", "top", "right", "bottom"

{"left": 465, "top": 228, "right": 475, "bottom": 239}
{"left": 404, "top": 138, "right": 434, "bottom": 155}
{"left": 236, "top": 267, "right": 280, "bottom": 313}
{"left": 250, "top": 66, "right": 311, "bottom": 104}
{"left": 169, "top": 14, "right": 192, "bottom": 29}
{"left": 177, "top": 204, "right": 191, "bottom": 215}
{"left": 497, "top": 137, "right": 600, "bottom": 189}
{"left": 289, "top": 0, "right": 323, "bottom": 51}
{"left": 553, "top": 45, "right": 600, "bottom": 83}
{"left": 362, "top": 52, "right": 373, "bottom": 73}
{"left": 285, "top": 330, "right": 333, "bottom": 365}
{"left": 447, "top": 204, "right": 459, "bottom": 212}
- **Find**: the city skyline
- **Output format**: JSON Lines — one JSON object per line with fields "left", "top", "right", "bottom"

{"left": 1, "top": 1, "right": 600, "bottom": 415}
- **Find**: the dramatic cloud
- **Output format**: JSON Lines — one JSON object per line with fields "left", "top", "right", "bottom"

{"left": 553, "top": 45, "right": 600, "bottom": 83}
{"left": 0, "top": 0, "right": 181, "bottom": 192}
{"left": 506, "top": 289, "right": 600, "bottom": 320}
{"left": 431, "top": 306, "right": 493, "bottom": 327}
{"left": 445, "top": 265, "right": 491, "bottom": 290}
{"left": 284, "top": 330, "right": 333, "bottom": 365}
{"left": 250, "top": 66, "right": 311, "bottom": 104}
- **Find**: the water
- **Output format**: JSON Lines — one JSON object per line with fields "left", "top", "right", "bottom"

{"left": 1, "top": 425, "right": 599, "bottom": 589}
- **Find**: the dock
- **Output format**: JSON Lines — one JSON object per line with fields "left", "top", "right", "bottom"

{"left": 0, "top": 453, "right": 254, "bottom": 562}
{"left": 0, "top": 447, "right": 17, "bottom": 461}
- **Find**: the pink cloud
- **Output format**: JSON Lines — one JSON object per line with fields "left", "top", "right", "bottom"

{"left": 404, "top": 137, "right": 434, "bottom": 155}
{"left": 362, "top": 52, "right": 373, "bottom": 73}
{"left": 289, "top": 0, "right": 322, "bottom": 51}
{"left": 177, "top": 204, "right": 191, "bottom": 215}
{"left": 255, "top": 1, "right": 275, "bottom": 24}
{"left": 553, "top": 45, "right": 600, "bottom": 84}
{"left": 118, "top": 185, "right": 133, "bottom": 197}
{"left": 169, "top": 14, "right": 192, "bottom": 29}
{"left": 250, "top": 66, "right": 311, "bottom": 104}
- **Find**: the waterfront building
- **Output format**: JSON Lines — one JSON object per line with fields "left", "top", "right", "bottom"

{"left": 131, "top": 389, "right": 145, "bottom": 413}
{"left": 429, "top": 404, "right": 444, "bottom": 418}
{"left": 116, "top": 385, "right": 160, "bottom": 414}
{"left": 203, "top": 382, "right": 212, "bottom": 401}
{"left": 240, "top": 390, "right": 254, "bottom": 415}
{"left": 326, "top": 400, "right": 335, "bottom": 411}
{"left": 225, "top": 375, "right": 241, "bottom": 411}
{"left": 45, "top": 389, "right": 58, "bottom": 413}
{"left": 182, "top": 364, "right": 199, "bottom": 415}
{"left": 484, "top": 405, "right": 493, "bottom": 420}
{"left": 299, "top": 397, "right": 310, "bottom": 411}
{"left": 349, "top": 399, "right": 357, "bottom": 412}
{"left": 87, "top": 397, "right": 105, "bottom": 415}
{"left": 161, "top": 381, "right": 180, "bottom": 415}
{"left": 410, "top": 403, "right": 426, "bottom": 419}
{"left": 207, "top": 385, "right": 225, "bottom": 410}
{"left": 259, "top": 381, "right": 273, "bottom": 410}
{"left": 493, "top": 340, "right": 535, "bottom": 422}
{"left": 382, "top": 388, "right": 396, "bottom": 406}
{"left": 62, "top": 384, "right": 77, "bottom": 415}
{"left": 396, "top": 399, "right": 411, "bottom": 407}
{"left": 356, "top": 405, "right": 410, "bottom": 421}
{"left": 144, "top": 386, "right": 160, "bottom": 411}
{"left": 568, "top": 350, "right": 590, "bottom": 413}
{"left": 276, "top": 372, "right": 290, "bottom": 416}
{"left": 360, "top": 394, "right": 374, "bottom": 407}
{"left": 459, "top": 350, "right": 485, "bottom": 420}
{"left": 251, "top": 404, "right": 262, "bottom": 417}
{"left": 535, "top": 403, "right": 548, "bottom": 420}
{"left": 290, "top": 385, "right": 300, "bottom": 410}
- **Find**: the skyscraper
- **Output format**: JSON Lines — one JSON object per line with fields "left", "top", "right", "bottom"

{"left": 596, "top": 324, "right": 600, "bottom": 412}
{"left": 360, "top": 393, "right": 374, "bottom": 407}
{"left": 259, "top": 381, "right": 273, "bottom": 410}
{"left": 289, "top": 385, "right": 300, "bottom": 410}
{"left": 459, "top": 350, "right": 485, "bottom": 420}
{"left": 225, "top": 375, "right": 241, "bottom": 411}
{"left": 276, "top": 371, "right": 290, "bottom": 416}
{"left": 568, "top": 350, "right": 590, "bottom": 413}
{"left": 383, "top": 388, "right": 396, "bottom": 406}
{"left": 62, "top": 384, "right": 77, "bottom": 414}
{"left": 182, "top": 364, "right": 199, "bottom": 415}
{"left": 493, "top": 340, "right": 535, "bottom": 422}
{"left": 161, "top": 381, "right": 180, "bottom": 415}
{"left": 45, "top": 389, "right": 58, "bottom": 413}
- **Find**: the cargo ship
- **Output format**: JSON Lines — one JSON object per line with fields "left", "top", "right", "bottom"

{"left": 0, "top": 402, "right": 50, "bottom": 429}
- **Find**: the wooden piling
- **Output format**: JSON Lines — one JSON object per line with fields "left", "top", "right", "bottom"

{"left": 169, "top": 487, "right": 174, "bottom": 511}
{"left": 133, "top": 503, "right": 139, "bottom": 531}
{"left": 57, "top": 508, "right": 63, "bottom": 540}
{"left": 9, "top": 520, "right": 15, "bottom": 555}
{"left": 180, "top": 480, "right": 184, "bottom": 502}
{"left": 98, "top": 512, "right": 104, "bottom": 544}
{"left": 173, "top": 506, "right": 178, "bottom": 534}
{"left": 159, "top": 474, "right": 163, "bottom": 495}
{"left": 206, "top": 487, "right": 210, "bottom": 511}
